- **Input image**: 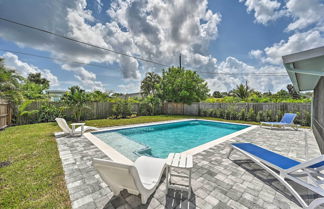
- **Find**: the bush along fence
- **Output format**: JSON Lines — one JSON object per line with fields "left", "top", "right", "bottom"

{"left": 14, "top": 100, "right": 162, "bottom": 125}
{"left": 14, "top": 101, "right": 311, "bottom": 126}
{"left": 163, "top": 102, "right": 311, "bottom": 126}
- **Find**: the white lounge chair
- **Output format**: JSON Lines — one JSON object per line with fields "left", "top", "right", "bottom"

{"left": 93, "top": 156, "right": 166, "bottom": 204}
{"left": 55, "top": 118, "right": 98, "bottom": 136}
{"left": 228, "top": 143, "right": 324, "bottom": 209}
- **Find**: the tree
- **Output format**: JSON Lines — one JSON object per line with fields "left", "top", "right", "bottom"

{"left": 0, "top": 58, "right": 24, "bottom": 105}
{"left": 21, "top": 82, "right": 48, "bottom": 100}
{"left": 140, "top": 72, "right": 161, "bottom": 96}
{"left": 271, "top": 89, "right": 290, "bottom": 102}
{"left": 20, "top": 73, "right": 50, "bottom": 100}
{"left": 27, "top": 73, "right": 50, "bottom": 90}
{"left": 212, "top": 91, "right": 222, "bottom": 98}
{"left": 159, "top": 67, "right": 209, "bottom": 104}
{"left": 262, "top": 91, "right": 272, "bottom": 97}
{"left": 232, "top": 83, "right": 251, "bottom": 99}
{"left": 287, "top": 84, "right": 300, "bottom": 99}
{"left": 88, "top": 90, "right": 110, "bottom": 102}
{"left": 61, "top": 86, "right": 89, "bottom": 121}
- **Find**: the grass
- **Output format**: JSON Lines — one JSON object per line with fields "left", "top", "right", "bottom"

{"left": 0, "top": 122, "right": 70, "bottom": 209}
{"left": 0, "top": 115, "right": 300, "bottom": 208}
{"left": 85, "top": 115, "right": 260, "bottom": 128}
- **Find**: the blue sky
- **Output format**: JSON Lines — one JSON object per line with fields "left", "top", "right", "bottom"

{"left": 0, "top": 0, "right": 323, "bottom": 93}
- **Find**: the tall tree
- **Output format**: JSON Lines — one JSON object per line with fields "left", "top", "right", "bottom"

{"left": 159, "top": 67, "right": 209, "bottom": 104}
{"left": 212, "top": 91, "right": 222, "bottom": 98}
{"left": 27, "top": 73, "right": 50, "bottom": 90}
{"left": 287, "top": 84, "right": 300, "bottom": 99}
{"left": 232, "top": 83, "right": 251, "bottom": 99}
{"left": 88, "top": 90, "right": 110, "bottom": 102}
{"left": 140, "top": 72, "right": 161, "bottom": 96}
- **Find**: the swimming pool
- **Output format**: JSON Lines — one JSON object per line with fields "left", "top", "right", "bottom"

{"left": 91, "top": 120, "right": 250, "bottom": 161}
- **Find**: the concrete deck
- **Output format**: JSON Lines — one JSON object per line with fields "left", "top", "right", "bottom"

{"left": 56, "top": 125, "right": 323, "bottom": 209}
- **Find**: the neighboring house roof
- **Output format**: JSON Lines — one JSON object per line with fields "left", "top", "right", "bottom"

{"left": 282, "top": 46, "right": 324, "bottom": 92}
{"left": 124, "top": 92, "right": 142, "bottom": 97}
{"left": 46, "top": 90, "right": 66, "bottom": 94}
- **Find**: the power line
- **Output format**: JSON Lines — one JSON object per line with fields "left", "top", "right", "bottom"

{"left": 0, "top": 17, "right": 288, "bottom": 77}
{"left": 196, "top": 71, "right": 288, "bottom": 76}
{"left": 0, "top": 48, "right": 288, "bottom": 77}
{"left": 0, "top": 48, "right": 113, "bottom": 69}
{"left": 0, "top": 17, "right": 168, "bottom": 67}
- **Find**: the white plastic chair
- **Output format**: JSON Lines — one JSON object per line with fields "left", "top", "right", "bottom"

{"left": 55, "top": 118, "right": 97, "bottom": 136}
{"left": 93, "top": 156, "right": 166, "bottom": 204}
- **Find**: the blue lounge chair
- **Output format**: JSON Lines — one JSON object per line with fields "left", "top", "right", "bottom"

{"left": 260, "top": 113, "right": 299, "bottom": 130}
{"left": 228, "top": 143, "right": 324, "bottom": 209}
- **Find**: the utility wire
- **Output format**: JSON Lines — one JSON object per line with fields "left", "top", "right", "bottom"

{"left": 0, "top": 17, "right": 168, "bottom": 67}
{"left": 0, "top": 48, "right": 112, "bottom": 69}
{"left": 0, "top": 17, "right": 288, "bottom": 77}
{"left": 196, "top": 71, "right": 288, "bottom": 76}
{"left": 0, "top": 48, "right": 288, "bottom": 76}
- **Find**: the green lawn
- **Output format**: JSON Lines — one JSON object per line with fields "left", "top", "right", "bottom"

{"left": 0, "top": 115, "right": 260, "bottom": 208}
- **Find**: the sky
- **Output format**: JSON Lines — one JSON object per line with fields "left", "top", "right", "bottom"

{"left": 0, "top": 0, "right": 323, "bottom": 93}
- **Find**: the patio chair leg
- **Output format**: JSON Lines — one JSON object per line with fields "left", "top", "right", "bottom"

{"left": 227, "top": 146, "right": 234, "bottom": 159}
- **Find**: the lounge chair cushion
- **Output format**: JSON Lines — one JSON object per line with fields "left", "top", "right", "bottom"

{"left": 261, "top": 113, "right": 297, "bottom": 125}
{"left": 232, "top": 143, "right": 300, "bottom": 169}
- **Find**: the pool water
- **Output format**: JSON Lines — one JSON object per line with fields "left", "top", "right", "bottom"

{"left": 93, "top": 120, "right": 249, "bottom": 160}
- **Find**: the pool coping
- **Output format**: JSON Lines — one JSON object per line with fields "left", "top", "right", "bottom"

{"left": 84, "top": 119, "right": 257, "bottom": 164}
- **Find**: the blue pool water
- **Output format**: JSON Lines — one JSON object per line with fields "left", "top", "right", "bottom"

{"left": 93, "top": 120, "right": 249, "bottom": 160}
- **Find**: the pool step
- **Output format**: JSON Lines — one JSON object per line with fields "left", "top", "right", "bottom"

{"left": 101, "top": 132, "right": 151, "bottom": 161}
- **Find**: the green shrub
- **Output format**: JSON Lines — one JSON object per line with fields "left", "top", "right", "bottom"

{"left": 139, "top": 96, "right": 161, "bottom": 116}
{"left": 247, "top": 108, "right": 255, "bottom": 121}
{"left": 256, "top": 111, "right": 262, "bottom": 122}
{"left": 38, "top": 103, "right": 66, "bottom": 122}
{"left": 201, "top": 109, "right": 208, "bottom": 117}
{"left": 238, "top": 109, "right": 246, "bottom": 121}
{"left": 111, "top": 99, "right": 132, "bottom": 119}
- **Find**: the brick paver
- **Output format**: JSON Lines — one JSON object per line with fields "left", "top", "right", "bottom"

{"left": 56, "top": 125, "right": 323, "bottom": 209}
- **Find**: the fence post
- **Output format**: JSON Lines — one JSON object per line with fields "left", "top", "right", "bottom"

{"left": 7, "top": 104, "right": 11, "bottom": 126}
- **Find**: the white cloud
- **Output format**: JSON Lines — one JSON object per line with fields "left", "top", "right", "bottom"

{"left": 61, "top": 63, "right": 105, "bottom": 91}
{"left": 2, "top": 0, "right": 319, "bottom": 94}
{"left": 285, "top": 0, "right": 324, "bottom": 31}
{"left": 95, "top": 0, "right": 103, "bottom": 13}
{"left": 0, "top": 0, "right": 222, "bottom": 90}
{"left": 206, "top": 57, "right": 290, "bottom": 92}
{"left": 2, "top": 52, "right": 59, "bottom": 86}
{"left": 258, "top": 30, "right": 324, "bottom": 65}
{"left": 249, "top": 49, "right": 263, "bottom": 59}
{"left": 239, "top": 0, "right": 284, "bottom": 24}
{"left": 117, "top": 80, "right": 140, "bottom": 93}
{"left": 247, "top": 0, "right": 324, "bottom": 68}
{"left": 240, "top": 0, "right": 324, "bottom": 31}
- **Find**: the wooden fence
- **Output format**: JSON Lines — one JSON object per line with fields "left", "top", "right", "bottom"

{"left": 163, "top": 102, "right": 311, "bottom": 116}
{"left": 0, "top": 99, "right": 12, "bottom": 129}
{"left": 13, "top": 101, "right": 311, "bottom": 125}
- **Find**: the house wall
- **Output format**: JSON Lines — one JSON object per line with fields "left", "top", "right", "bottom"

{"left": 313, "top": 76, "right": 324, "bottom": 154}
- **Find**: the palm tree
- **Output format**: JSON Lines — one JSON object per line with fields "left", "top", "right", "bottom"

{"left": 61, "top": 86, "right": 89, "bottom": 121}
{"left": 232, "top": 83, "right": 250, "bottom": 99}
{"left": 140, "top": 72, "right": 161, "bottom": 96}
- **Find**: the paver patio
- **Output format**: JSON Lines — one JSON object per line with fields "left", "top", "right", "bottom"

{"left": 55, "top": 124, "right": 323, "bottom": 209}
